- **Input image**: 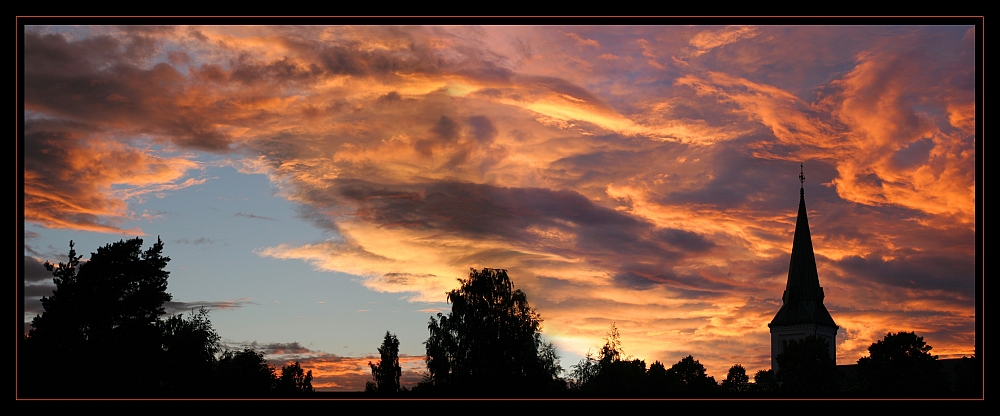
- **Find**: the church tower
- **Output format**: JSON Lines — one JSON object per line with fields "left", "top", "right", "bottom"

{"left": 768, "top": 165, "right": 838, "bottom": 371}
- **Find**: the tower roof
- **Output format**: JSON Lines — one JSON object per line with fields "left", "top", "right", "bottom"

{"left": 769, "top": 166, "right": 837, "bottom": 329}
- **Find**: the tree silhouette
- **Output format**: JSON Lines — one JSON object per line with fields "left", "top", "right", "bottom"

{"left": 277, "top": 361, "right": 314, "bottom": 393}
{"left": 367, "top": 331, "right": 402, "bottom": 394}
{"left": 753, "top": 369, "right": 777, "bottom": 392}
{"left": 158, "top": 308, "right": 221, "bottom": 393}
{"left": 952, "top": 353, "right": 981, "bottom": 395}
{"left": 856, "top": 331, "right": 948, "bottom": 392}
{"left": 722, "top": 364, "right": 750, "bottom": 392}
{"left": 569, "top": 350, "right": 599, "bottom": 390}
{"left": 422, "top": 268, "right": 561, "bottom": 393}
{"left": 775, "top": 335, "right": 839, "bottom": 392}
{"left": 33, "top": 238, "right": 172, "bottom": 340}
{"left": 24, "top": 238, "right": 174, "bottom": 395}
{"left": 215, "top": 348, "right": 278, "bottom": 394}
{"left": 571, "top": 323, "right": 647, "bottom": 392}
{"left": 599, "top": 322, "right": 624, "bottom": 364}
{"left": 666, "top": 356, "right": 718, "bottom": 391}
{"left": 21, "top": 238, "right": 301, "bottom": 397}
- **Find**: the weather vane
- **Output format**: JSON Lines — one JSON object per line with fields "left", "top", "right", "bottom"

{"left": 799, "top": 163, "right": 805, "bottom": 197}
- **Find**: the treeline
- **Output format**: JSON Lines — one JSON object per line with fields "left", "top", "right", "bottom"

{"left": 22, "top": 239, "right": 979, "bottom": 397}
{"left": 558, "top": 329, "right": 980, "bottom": 396}
{"left": 21, "top": 238, "right": 312, "bottom": 397}
{"left": 365, "top": 268, "right": 979, "bottom": 397}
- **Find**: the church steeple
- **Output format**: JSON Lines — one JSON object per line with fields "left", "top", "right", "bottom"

{"left": 768, "top": 164, "right": 838, "bottom": 370}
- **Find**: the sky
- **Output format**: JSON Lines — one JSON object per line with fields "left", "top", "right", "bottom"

{"left": 21, "top": 23, "right": 979, "bottom": 391}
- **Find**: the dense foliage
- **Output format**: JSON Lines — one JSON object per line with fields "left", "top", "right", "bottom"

{"left": 570, "top": 324, "right": 717, "bottom": 393}
{"left": 856, "top": 331, "right": 947, "bottom": 392}
{"left": 22, "top": 238, "right": 311, "bottom": 396}
{"left": 722, "top": 364, "right": 750, "bottom": 392}
{"left": 367, "top": 331, "right": 402, "bottom": 394}
{"left": 421, "top": 268, "right": 562, "bottom": 393}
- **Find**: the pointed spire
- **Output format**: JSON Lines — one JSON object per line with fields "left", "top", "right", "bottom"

{"left": 769, "top": 164, "right": 837, "bottom": 328}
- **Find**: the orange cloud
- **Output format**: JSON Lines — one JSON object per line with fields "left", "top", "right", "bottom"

{"left": 688, "top": 26, "right": 760, "bottom": 57}
{"left": 24, "top": 129, "right": 200, "bottom": 234}
{"left": 277, "top": 354, "right": 427, "bottom": 391}
{"left": 23, "top": 26, "right": 975, "bottom": 384}
{"left": 563, "top": 32, "right": 600, "bottom": 48}
{"left": 674, "top": 46, "right": 975, "bottom": 225}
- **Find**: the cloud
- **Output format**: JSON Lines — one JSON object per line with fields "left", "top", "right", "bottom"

{"left": 22, "top": 25, "right": 976, "bottom": 381}
{"left": 24, "top": 122, "right": 200, "bottom": 234}
{"left": 563, "top": 32, "right": 600, "bottom": 48}
{"left": 826, "top": 34, "right": 975, "bottom": 222}
{"left": 260, "top": 180, "right": 731, "bottom": 301}
{"left": 24, "top": 31, "right": 237, "bottom": 151}
{"left": 172, "top": 237, "right": 215, "bottom": 245}
{"left": 835, "top": 253, "right": 974, "bottom": 295}
{"left": 671, "top": 32, "right": 975, "bottom": 224}
{"left": 23, "top": 256, "right": 53, "bottom": 284}
{"left": 251, "top": 350, "right": 427, "bottom": 391}
{"left": 239, "top": 341, "right": 312, "bottom": 355}
{"left": 163, "top": 298, "right": 256, "bottom": 315}
{"left": 687, "top": 26, "right": 760, "bottom": 57}
{"left": 233, "top": 212, "right": 276, "bottom": 221}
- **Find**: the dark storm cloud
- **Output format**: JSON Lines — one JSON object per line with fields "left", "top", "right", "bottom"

{"left": 835, "top": 253, "right": 974, "bottom": 296}
{"left": 545, "top": 135, "right": 689, "bottom": 190}
{"left": 612, "top": 266, "right": 732, "bottom": 295}
{"left": 310, "top": 32, "right": 513, "bottom": 83}
{"left": 23, "top": 255, "right": 53, "bottom": 284}
{"left": 329, "top": 179, "right": 727, "bottom": 289}
{"left": 414, "top": 117, "right": 455, "bottom": 158}
{"left": 24, "top": 298, "right": 44, "bottom": 318}
{"left": 228, "top": 54, "right": 323, "bottom": 85}
{"left": 690, "top": 26, "right": 905, "bottom": 97}
{"left": 741, "top": 254, "right": 792, "bottom": 281}
{"left": 24, "top": 31, "right": 235, "bottom": 151}
{"left": 657, "top": 228, "right": 715, "bottom": 252}
{"left": 25, "top": 283, "right": 56, "bottom": 298}
{"left": 339, "top": 179, "right": 628, "bottom": 239}
{"left": 888, "top": 138, "right": 935, "bottom": 171}
{"left": 377, "top": 91, "right": 402, "bottom": 102}
{"left": 347, "top": 180, "right": 637, "bottom": 240}
{"left": 664, "top": 145, "right": 837, "bottom": 212}
{"left": 612, "top": 271, "right": 666, "bottom": 291}
{"left": 468, "top": 115, "right": 498, "bottom": 144}
{"left": 431, "top": 115, "right": 460, "bottom": 142}
{"left": 244, "top": 341, "right": 312, "bottom": 355}
{"left": 318, "top": 45, "right": 405, "bottom": 76}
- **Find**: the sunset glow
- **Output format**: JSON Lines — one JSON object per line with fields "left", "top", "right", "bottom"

{"left": 22, "top": 23, "right": 978, "bottom": 390}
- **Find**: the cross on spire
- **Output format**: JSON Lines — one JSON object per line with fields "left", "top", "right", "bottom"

{"left": 799, "top": 163, "right": 805, "bottom": 196}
